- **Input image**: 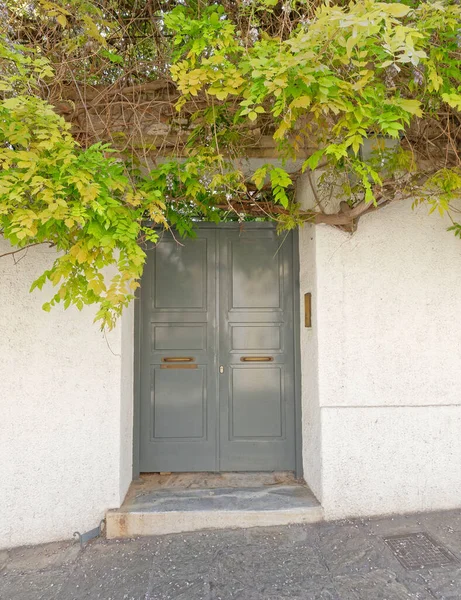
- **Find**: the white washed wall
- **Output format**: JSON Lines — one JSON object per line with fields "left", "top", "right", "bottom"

{"left": 298, "top": 181, "right": 461, "bottom": 518}
{"left": 298, "top": 222, "right": 322, "bottom": 501}
{"left": 0, "top": 241, "right": 134, "bottom": 548}
{"left": 3, "top": 188, "right": 461, "bottom": 547}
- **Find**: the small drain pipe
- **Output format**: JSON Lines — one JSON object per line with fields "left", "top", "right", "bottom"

{"left": 73, "top": 519, "right": 105, "bottom": 549}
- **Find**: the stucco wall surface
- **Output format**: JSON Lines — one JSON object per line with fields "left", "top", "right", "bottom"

{"left": 0, "top": 241, "right": 133, "bottom": 549}
{"left": 298, "top": 189, "right": 461, "bottom": 518}
{"left": 322, "top": 406, "right": 461, "bottom": 518}
{"left": 3, "top": 192, "right": 461, "bottom": 544}
{"left": 315, "top": 200, "right": 461, "bottom": 410}
{"left": 298, "top": 223, "right": 322, "bottom": 501}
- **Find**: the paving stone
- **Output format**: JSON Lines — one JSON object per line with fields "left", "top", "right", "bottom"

{"left": 5, "top": 540, "right": 80, "bottom": 573}
{"left": 216, "top": 545, "right": 326, "bottom": 595}
{"left": 58, "top": 539, "right": 154, "bottom": 600}
{"left": 243, "top": 523, "right": 312, "bottom": 546}
{"left": 409, "top": 565, "right": 461, "bottom": 600}
{"left": 200, "top": 575, "right": 339, "bottom": 600}
{"left": 145, "top": 525, "right": 329, "bottom": 600}
{"left": 148, "top": 575, "right": 223, "bottom": 600}
{"left": 316, "top": 523, "right": 389, "bottom": 576}
{"left": 2, "top": 510, "right": 461, "bottom": 600}
{"left": 149, "top": 529, "right": 247, "bottom": 581}
{"left": 419, "top": 510, "right": 461, "bottom": 534}
{"left": 333, "top": 569, "right": 433, "bottom": 600}
{"left": 365, "top": 514, "right": 426, "bottom": 537}
{"left": 0, "top": 568, "right": 71, "bottom": 600}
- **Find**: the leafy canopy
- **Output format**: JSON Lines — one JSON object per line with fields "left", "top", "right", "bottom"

{"left": 1, "top": 0, "right": 461, "bottom": 327}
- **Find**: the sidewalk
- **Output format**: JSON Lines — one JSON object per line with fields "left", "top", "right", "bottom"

{"left": 1, "top": 509, "right": 461, "bottom": 599}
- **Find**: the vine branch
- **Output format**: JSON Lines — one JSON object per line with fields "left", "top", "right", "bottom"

{"left": 0, "top": 242, "right": 56, "bottom": 259}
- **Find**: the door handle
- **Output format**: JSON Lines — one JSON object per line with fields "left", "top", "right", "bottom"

{"left": 162, "top": 357, "right": 194, "bottom": 363}
{"left": 240, "top": 356, "right": 274, "bottom": 362}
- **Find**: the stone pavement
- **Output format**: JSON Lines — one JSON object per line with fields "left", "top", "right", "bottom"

{"left": 2, "top": 510, "right": 461, "bottom": 600}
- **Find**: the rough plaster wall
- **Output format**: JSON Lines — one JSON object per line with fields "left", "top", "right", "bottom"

{"left": 0, "top": 240, "right": 133, "bottom": 548}
{"left": 119, "top": 301, "right": 134, "bottom": 501}
{"left": 297, "top": 176, "right": 322, "bottom": 500}
{"left": 298, "top": 224, "right": 322, "bottom": 500}
{"left": 313, "top": 199, "right": 461, "bottom": 518}
{"left": 322, "top": 406, "right": 461, "bottom": 518}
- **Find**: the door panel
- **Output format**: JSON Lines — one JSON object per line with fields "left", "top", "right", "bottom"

{"left": 153, "top": 239, "right": 207, "bottom": 309}
{"left": 151, "top": 366, "right": 206, "bottom": 439}
{"left": 231, "top": 325, "right": 281, "bottom": 351}
{"left": 139, "top": 229, "right": 217, "bottom": 472}
{"left": 230, "top": 366, "right": 283, "bottom": 438}
{"left": 152, "top": 324, "right": 206, "bottom": 351}
{"left": 218, "top": 229, "right": 296, "bottom": 471}
{"left": 139, "top": 226, "right": 296, "bottom": 473}
{"left": 230, "top": 239, "right": 281, "bottom": 309}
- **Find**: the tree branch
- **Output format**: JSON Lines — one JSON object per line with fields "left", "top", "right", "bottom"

{"left": 215, "top": 196, "right": 390, "bottom": 228}
{"left": 0, "top": 242, "right": 56, "bottom": 259}
{"left": 312, "top": 198, "right": 388, "bottom": 226}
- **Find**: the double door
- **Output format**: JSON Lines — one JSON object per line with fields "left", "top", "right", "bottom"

{"left": 139, "top": 225, "right": 296, "bottom": 472}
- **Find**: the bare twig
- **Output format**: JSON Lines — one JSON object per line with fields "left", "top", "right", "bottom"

{"left": 0, "top": 242, "right": 55, "bottom": 259}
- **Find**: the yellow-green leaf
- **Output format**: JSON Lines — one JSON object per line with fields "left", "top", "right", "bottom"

{"left": 384, "top": 4, "right": 412, "bottom": 17}
{"left": 346, "top": 35, "right": 356, "bottom": 58}
{"left": 394, "top": 98, "right": 423, "bottom": 117}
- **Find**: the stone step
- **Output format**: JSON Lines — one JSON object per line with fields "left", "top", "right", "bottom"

{"left": 106, "top": 485, "right": 323, "bottom": 538}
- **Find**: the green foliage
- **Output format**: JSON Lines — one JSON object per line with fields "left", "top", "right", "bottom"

{"left": 1, "top": 0, "right": 461, "bottom": 326}
{"left": 168, "top": 0, "right": 461, "bottom": 200}
{"left": 0, "top": 39, "right": 54, "bottom": 94}
{"left": 0, "top": 92, "right": 166, "bottom": 328}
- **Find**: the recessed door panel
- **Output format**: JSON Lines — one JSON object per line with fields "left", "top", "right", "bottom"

{"left": 152, "top": 324, "right": 206, "bottom": 351}
{"left": 230, "top": 239, "right": 281, "bottom": 309}
{"left": 230, "top": 367, "right": 283, "bottom": 439}
{"left": 152, "top": 366, "right": 206, "bottom": 439}
{"left": 154, "top": 239, "right": 207, "bottom": 310}
{"left": 231, "top": 325, "right": 281, "bottom": 352}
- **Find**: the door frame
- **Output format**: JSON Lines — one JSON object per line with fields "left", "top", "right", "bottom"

{"left": 132, "top": 222, "right": 303, "bottom": 479}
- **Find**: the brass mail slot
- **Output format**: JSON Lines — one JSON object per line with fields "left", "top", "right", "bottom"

{"left": 160, "top": 364, "right": 198, "bottom": 369}
{"left": 162, "top": 357, "right": 194, "bottom": 363}
{"left": 240, "top": 356, "right": 274, "bottom": 362}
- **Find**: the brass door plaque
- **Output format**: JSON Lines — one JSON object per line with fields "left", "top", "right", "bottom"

{"left": 304, "top": 293, "right": 312, "bottom": 328}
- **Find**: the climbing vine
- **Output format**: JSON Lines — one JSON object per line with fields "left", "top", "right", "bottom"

{"left": 1, "top": 0, "right": 461, "bottom": 326}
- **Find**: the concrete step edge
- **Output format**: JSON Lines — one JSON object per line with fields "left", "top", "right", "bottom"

{"left": 106, "top": 506, "right": 324, "bottom": 538}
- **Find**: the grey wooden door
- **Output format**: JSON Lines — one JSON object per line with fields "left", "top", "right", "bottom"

{"left": 139, "top": 225, "right": 296, "bottom": 472}
{"left": 139, "top": 229, "right": 218, "bottom": 472}
{"left": 218, "top": 228, "right": 296, "bottom": 471}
